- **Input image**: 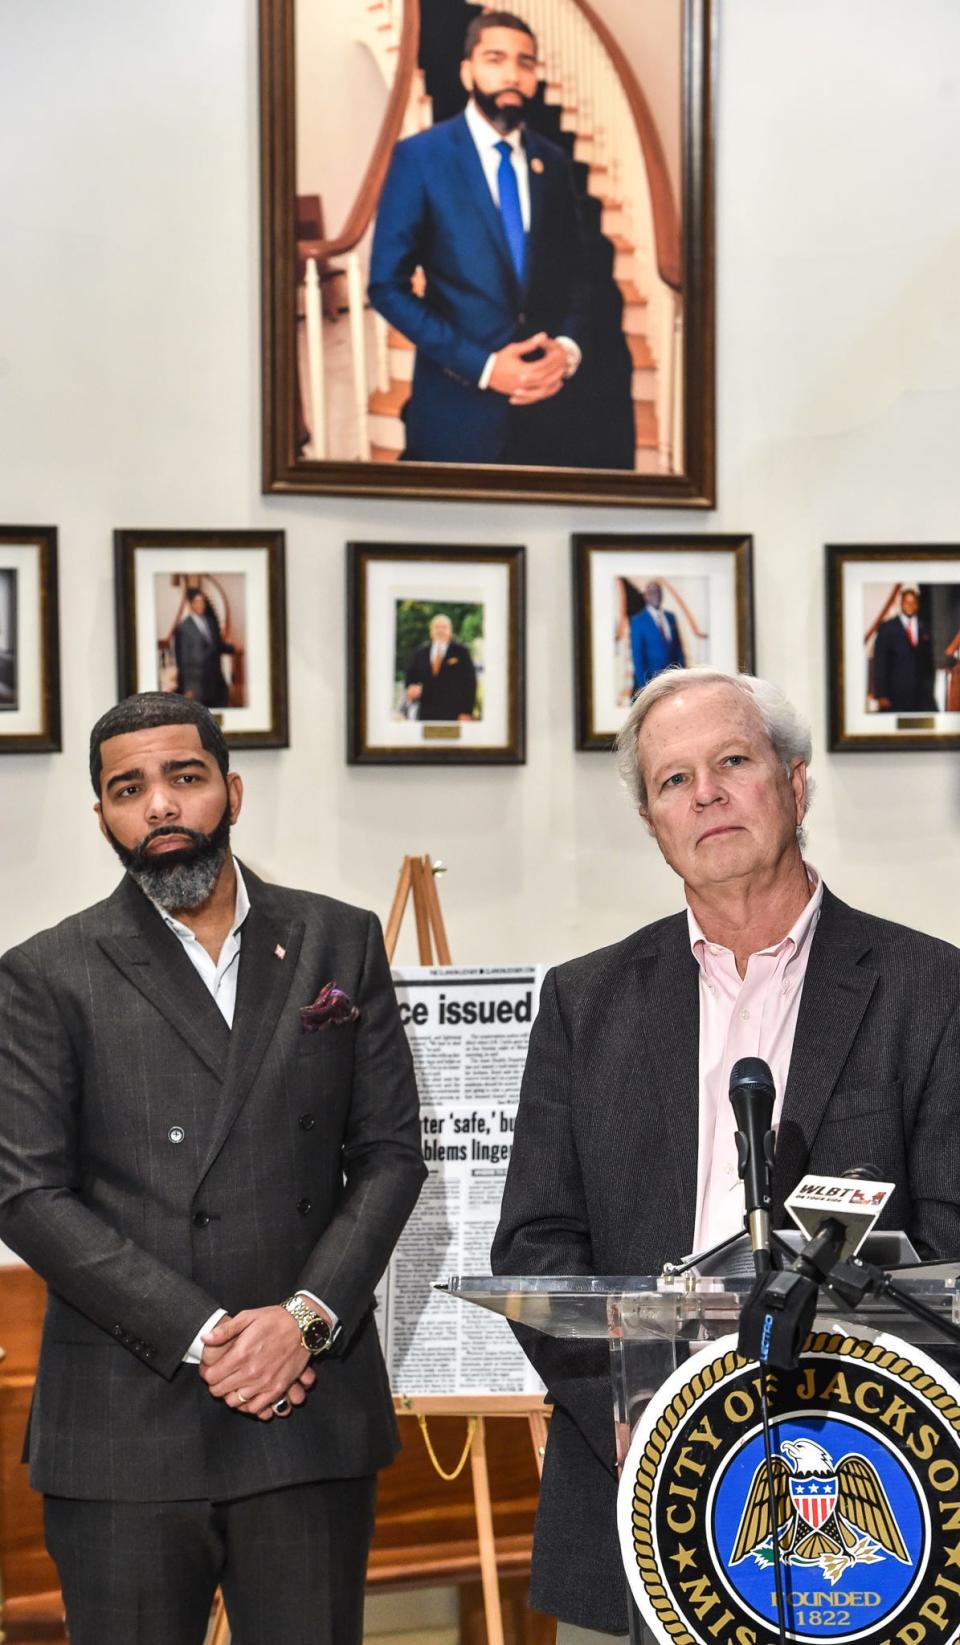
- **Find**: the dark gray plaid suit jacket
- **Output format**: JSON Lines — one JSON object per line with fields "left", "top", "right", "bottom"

{"left": 492, "top": 887, "right": 960, "bottom": 1631}
{"left": 0, "top": 865, "right": 425, "bottom": 1502}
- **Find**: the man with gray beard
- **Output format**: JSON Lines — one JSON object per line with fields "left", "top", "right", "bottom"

{"left": 0, "top": 693, "right": 426, "bottom": 1645}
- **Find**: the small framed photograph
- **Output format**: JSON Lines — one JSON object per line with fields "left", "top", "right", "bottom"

{"left": 114, "top": 530, "right": 288, "bottom": 749}
{"left": 827, "top": 544, "right": 960, "bottom": 751}
{"left": 572, "top": 532, "right": 754, "bottom": 750}
{"left": 347, "top": 543, "right": 525, "bottom": 764}
{"left": 0, "top": 526, "right": 61, "bottom": 753}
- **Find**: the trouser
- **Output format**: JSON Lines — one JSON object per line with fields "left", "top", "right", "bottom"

{"left": 45, "top": 1475, "right": 377, "bottom": 1645}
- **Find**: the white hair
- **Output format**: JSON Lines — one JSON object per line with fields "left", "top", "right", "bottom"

{"left": 614, "top": 667, "right": 814, "bottom": 839}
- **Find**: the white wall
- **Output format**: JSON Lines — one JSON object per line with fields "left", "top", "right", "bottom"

{"left": 2, "top": 0, "right": 960, "bottom": 987}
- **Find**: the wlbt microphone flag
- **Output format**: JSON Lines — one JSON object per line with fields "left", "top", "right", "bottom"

{"left": 784, "top": 1164, "right": 893, "bottom": 1261}
{"left": 728, "top": 1056, "right": 777, "bottom": 1273}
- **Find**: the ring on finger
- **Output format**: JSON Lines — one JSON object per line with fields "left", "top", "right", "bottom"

{"left": 236, "top": 1389, "right": 247, "bottom": 1406}
{"left": 272, "top": 1398, "right": 291, "bottom": 1415}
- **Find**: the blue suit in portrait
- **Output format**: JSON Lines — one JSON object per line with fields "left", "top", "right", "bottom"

{"left": 368, "top": 112, "right": 589, "bottom": 466}
{"left": 630, "top": 605, "right": 686, "bottom": 689}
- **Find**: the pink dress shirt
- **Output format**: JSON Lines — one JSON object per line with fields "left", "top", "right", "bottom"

{"left": 690, "top": 866, "right": 824, "bottom": 1254}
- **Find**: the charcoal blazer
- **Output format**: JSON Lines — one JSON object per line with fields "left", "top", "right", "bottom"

{"left": 0, "top": 865, "right": 426, "bottom": 1502}
{"left": 368, "top": 113, "right": 589, "bottom": 464}
{"left": 492, "top": 886, "right": 960, "bottom": 1631}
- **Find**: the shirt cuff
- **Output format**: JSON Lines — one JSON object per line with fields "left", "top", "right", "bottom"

{"left": 478, "top": 353, "right": 497, "bottom": 390}
{"left": 184, "top": 1307, "right": 226, "bottom": 1364}
{"left": 298, "top": 1291, "right": 338, "bottom": 1330}
{"left": 556, "top": 336, "right": 582, "bottom": 377}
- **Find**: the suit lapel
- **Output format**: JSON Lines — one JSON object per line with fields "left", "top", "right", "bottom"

{"left": 97, "top": 880, "right": 230, "bottom": 1080}
{"left": 196, "top": 895, "right": 304, "bottom": 1181}
{"left": 521, "top": 132, "right": 546, "bottom": 302}
{"left": 624, "top": 919, "right": 701, "bottom": 1261}
{"left": 773, "top": 890, "right": 878, "bottom": 1209}
{"left": 450, "top": 115, "right": 518, "bottom": 292}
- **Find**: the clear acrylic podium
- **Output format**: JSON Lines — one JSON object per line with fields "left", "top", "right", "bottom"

{"left": 442, "top": 1267, "right": 960, "bottom": 1642}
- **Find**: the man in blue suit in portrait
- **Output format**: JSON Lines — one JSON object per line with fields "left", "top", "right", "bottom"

{"left": 368, "top": 11, "right": 590, "bottom": 467}
{"left": 630, "top": 580, "right": 686, "bottom": 691}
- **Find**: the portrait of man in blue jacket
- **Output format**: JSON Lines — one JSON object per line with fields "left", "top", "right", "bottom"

{"left": 368, "top": 11, "right": 597, "bottom": 468}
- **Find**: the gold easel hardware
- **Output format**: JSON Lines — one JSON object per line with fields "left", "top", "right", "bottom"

{"left": 416, "top": 1412, "right": 478, "bottom": 1480}
{"left": 384, "top": 854, "right": 451, "bottom": 964}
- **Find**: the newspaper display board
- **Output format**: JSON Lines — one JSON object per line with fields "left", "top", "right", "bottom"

{"left": 377, "top": 965, "right": 545, "bottom": 1396}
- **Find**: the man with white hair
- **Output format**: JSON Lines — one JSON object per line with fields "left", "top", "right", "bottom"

{"left": 404, "top": 612, "right": 477, "bottom": 721}
{"left": 493, "top": 666, "right": 960, "bottom": 1641}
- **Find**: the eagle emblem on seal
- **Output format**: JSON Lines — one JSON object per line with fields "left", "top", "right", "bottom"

{"left": 730, "top": 1437, "right": 910, "bottom": 1582}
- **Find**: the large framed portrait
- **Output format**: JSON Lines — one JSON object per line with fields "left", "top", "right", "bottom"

{"left": 261, "top": 0, "right": 714, "bottom": 507}
{"left": 827, "top": 544, "right": 960, "bottom": 752}
{"left": 347, "top": 542, "right": 525, "bottom": 764}
{"left": 573, "top": 532, "right": 754, "bottom": 750}
{"left": 0, "top": 525, "right": 61, "bottom": 753}
{"left": 114, "top": 530, "right": 289, "bottom": 749}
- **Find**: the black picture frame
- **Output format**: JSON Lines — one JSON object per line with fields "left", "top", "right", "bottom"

{"left": 347, "top": 542, "right": 525, "bottom": 764}
{"left": 114, "top": 530, "right": 289, "bottom": 750}
{"left": 0, "top": 525, "right": 61, "bottom": 754}
{"left": 827, "top": 543, "right": 960, "bottom": 752}
{"left": 573, "top": 531, "right": 754, "bottom": 750}
{"left": 260, "top": 0, "right": 715, "bottom": 508}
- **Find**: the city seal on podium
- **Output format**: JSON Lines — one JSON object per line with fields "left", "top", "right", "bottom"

{"left": 617, "top": 1331, "right": 960, "bottom": 1645}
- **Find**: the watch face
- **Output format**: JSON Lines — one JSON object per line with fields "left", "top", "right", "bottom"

{"left": 303, "top": 1316, "right": 331, "bottom": 1354}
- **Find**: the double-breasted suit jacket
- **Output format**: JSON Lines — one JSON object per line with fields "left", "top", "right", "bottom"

{"left": 492, "top": 887, "right": 960, "bottom": 1631}
{"left": 0, "top": 865, "right": 426, "bottom": 1502}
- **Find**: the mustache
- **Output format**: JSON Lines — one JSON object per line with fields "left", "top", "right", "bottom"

{"left": 127, "top": 823, "right": 214, "bottom": 872}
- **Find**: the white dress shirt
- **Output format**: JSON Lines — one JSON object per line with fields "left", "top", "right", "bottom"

{"left": 463, "top": 98, "right": 582, "bottom": 389}
{"left": 146, "top": 864, "right": 335, "bottom": 1361}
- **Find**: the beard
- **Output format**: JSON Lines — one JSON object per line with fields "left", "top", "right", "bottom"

{"left": 472, "top": 85, "right": 533, "bottom": 134}
{"left": 104, "top": 801, "right": 232, "bottom": 912}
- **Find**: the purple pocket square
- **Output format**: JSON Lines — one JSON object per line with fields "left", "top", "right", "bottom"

{"left": 300, "top": 981, "right": 360, "bottom": 1033}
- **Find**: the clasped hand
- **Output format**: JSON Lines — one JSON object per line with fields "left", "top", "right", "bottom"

{"left": 489, "top": 332, "right": 568, "bottom": 405}
{"left": 199, "top": 1307, "right": 315, "bottom": 1421}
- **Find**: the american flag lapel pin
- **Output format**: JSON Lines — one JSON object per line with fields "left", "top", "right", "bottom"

{"left": 274, "top": 943, "right": 286, "bottom": 961}
{"left": 531, "top": 157, "right": 544, "bottom": 174}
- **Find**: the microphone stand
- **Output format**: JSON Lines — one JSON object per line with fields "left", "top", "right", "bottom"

{"left": 824, "top": 1255, "right": 960, "bottom": 1349}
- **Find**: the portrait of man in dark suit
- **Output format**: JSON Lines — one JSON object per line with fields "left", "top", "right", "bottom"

{"left": 173, "top": 586, "right": 236, "bottom": 708}
{"left": 493, "top": 667, "right": 960, "bottom": 1641}
{"left": 369, "top": 10, "right": 632, "bottom": 469}
{"left": 871, "top": 584, "right": 938, "bottom": 712}
{"left": 404, "top": 611, "right": 478, "bottom": 721}
{"left": 0, "top": 692, "right": 426, "bottom": 1645}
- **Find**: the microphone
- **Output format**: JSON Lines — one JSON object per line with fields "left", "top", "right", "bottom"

{"left": 784, "top": 1163, "right": 893, "bottom": 1262}
{"left": 738, "top": 1164, "right": 893, "bottom": 1369}
{"left": 729, "top": 1057, "right": 776, "bottom": 1273}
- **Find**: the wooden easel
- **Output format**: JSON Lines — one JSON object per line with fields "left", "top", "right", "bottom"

{"left": 384, "top": 852, "right": 452, "bottom": 965}
{"left": 209, "top": 858, "right": 549, "bottom": 1645}
{"left": 384, "top": 857, "right": 548, "bottom": 1645}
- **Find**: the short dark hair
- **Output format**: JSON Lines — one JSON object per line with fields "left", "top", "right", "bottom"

{"left": 185, "top": 586, "right": 202, "bottom": 600}
{"left": 463, "top": 11, "right": 537, "bottom": 60}
{"left": 90, "top": 692, "right": 229, "bottom": 796}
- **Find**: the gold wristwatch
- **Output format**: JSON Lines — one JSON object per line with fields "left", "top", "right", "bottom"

{"left": 282, "top": 1294, "right": 334, "bottom": 1356}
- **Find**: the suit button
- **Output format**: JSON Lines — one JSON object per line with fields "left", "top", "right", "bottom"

{"left": 298, "top": 1114, "right": 315, "bottom": 1131}
{"left": 193, "top": 1211, "right": 210, "bottom": 1228}
{"left": 518, "top": 311, "right": 527, "bottom": 324}
{"left": 297, "top": 1198, "right": 313, "bottom": 1216}
{"left": 168, "top": 1126, "right": 185, "bottom": 1144}
{"left": 113, "top": 1324, "right": 124, "bottom": 1338}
